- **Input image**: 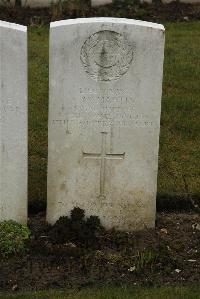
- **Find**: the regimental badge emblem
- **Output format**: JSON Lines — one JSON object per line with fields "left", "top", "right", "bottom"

{"left": 80, "top": 30, "right": 135, "bottom": 82}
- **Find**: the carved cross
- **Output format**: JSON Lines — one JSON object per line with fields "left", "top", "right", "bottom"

{"left": 83, "top": 132, "right": 125, "bottom": 199}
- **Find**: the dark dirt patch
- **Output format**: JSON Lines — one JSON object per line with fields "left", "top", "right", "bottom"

{"left": 0, "top": 2, "right": 199, "bottom": 26}
{"left": 0, "top": 212, "right": 199, "bottom": 292}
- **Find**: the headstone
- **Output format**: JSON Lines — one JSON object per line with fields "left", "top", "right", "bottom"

{"left": 0, "top": 21, "right": 27, "bottom": 224}
{"left": 21, "top": 0, "right": 58, "bottom": 8}
{"left": 91, "top": 0, "right": 112, "bottom": 7}
{"left": 47, "top": 18, "right": 165, "bottom": 231}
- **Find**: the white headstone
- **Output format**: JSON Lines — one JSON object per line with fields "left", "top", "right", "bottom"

{"left": 0, "top": 21, "right": 27, "bottom": 224}
{"left": 47, "top": 18, "right": 165, "bottom": 231}
{"left": 91, "top": 0, "right": 112, "bottom": 7}
{"left": 21, "top": 0, "right": 58, "bottom": 8}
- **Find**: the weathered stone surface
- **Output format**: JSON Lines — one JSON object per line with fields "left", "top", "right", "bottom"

{"left": 91, "top": 0, "right": 112, "bottom": 7}
{"left": 0, "top": 21, "right": 27, "bottom": 224}
{"left": 47, "top": 18, "right": 165, "bottom": 231}
{"left": 21, "top": 0, "right": 58, "bottom": 8}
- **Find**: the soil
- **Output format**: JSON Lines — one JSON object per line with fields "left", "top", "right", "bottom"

{"left": 0, "top": 2, "right": 199, "bottom": 26}
{"left": 0, "top": 212, "right": 199, "bottom": 292}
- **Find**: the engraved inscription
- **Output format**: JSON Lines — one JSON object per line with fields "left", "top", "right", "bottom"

{"left": 83, "top": 132, "right": 125, "bottom": 200}
{"left": 51, "top": 88, "right": 155, "bottom": 131}
{"left": 80, "top": 31, "right": 135, "bottom": 82}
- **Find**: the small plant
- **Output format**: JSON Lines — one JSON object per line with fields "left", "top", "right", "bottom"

{"left": 71, "top": 207, "right": 85, "bottom": 221}
{"left": 0, "top": 220, "right": 30, "bottom": 257}
{"left": 50, "top": 207, "right": 103, "bottom": 247}
{"left": 135, "top": 250, "right": 157, "bottom": 272}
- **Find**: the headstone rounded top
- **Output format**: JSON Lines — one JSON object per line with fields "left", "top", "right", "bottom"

{"left": 50, "top": 17, "right": 165, "bottom": 31}
{"left": 0, "top": 20, "right": 26, "bottom": 32}
{"left": 80, "top": 30, "right": 135, "bottom": 82}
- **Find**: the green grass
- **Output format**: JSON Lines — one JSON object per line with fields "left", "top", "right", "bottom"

{"left": 1, "top": 285, "right": 200, "bottom": 299}
{"left": 159, "top": 22, "right": 200, "bottom": 197}
{"left": 28, "top": 22, "right": 200, "bottom": 205}
{"left": 28, "top": 26, "right": 49, "bottom": 205}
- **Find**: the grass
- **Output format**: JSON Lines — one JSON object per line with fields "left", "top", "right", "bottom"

{"left": 28, "top": 26, "right": 49, "bottom": 206}
{"left": 1, "top": 285, "right": 200, "bottom": 299}
{"left": 158, "top": 22, "right": 200, "bottom": 198}
{"left": 28, "top": 22, "right": 200, "bottom": 206}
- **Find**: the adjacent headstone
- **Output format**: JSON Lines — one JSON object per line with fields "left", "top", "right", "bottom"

{"left": 0, "top": 21, "right": 27, "bottom": 224}
{"left": 21, "top": 0, "right": 58, "bottom": 8}
{"left": 47, "top": 18, "right": 165, "bottom": 231}
{"left": 91, "top": 0, "right": 112, "bottom": 7}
